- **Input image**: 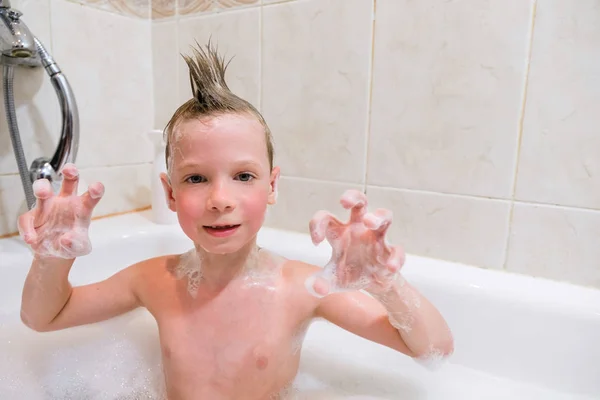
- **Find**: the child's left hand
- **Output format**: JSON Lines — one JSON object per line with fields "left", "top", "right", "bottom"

{"left": 305, "top": 189, "right": 406, "bottom": 297}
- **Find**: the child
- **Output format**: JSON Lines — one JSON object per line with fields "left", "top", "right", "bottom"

{"left": 18, "top": 42, "right": 453, "bottom": 400}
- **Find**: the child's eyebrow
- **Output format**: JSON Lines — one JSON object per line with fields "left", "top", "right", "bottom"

{"left": 176, "top": 159, "right": 264, "bottom": 171}
{"left": 232, "top": 159, "right": 263, "bottom": 169}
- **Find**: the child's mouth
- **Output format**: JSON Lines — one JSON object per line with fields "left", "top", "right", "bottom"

{"left": 203, "top": 224, "right": 241, "bottom": 237}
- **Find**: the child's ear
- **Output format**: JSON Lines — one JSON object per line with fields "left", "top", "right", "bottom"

{"left": 267, "top": 166, "right": 280, "bottom": 205}
{"left": 160, "top": 172, "right": 177, "bottom": 212}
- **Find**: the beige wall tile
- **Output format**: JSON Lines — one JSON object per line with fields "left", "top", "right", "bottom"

{"left": 506, "top": 203, "right": 600, "bottom": 289}
{"left": 178, "top": 0, "right": 258, "bottom": 16}
{"left": 515, "top": 0, "right": 600, "bottom": 210}
{"left": 264, "top": 176, "right": 362, "bottom": 235}
{"left": 262, "top": 0, "right": 372, "bottom": 184}
{"left": 0, "top": 163, "right": 152, "bottom": 237}
{"left": 368, "top": 0, "right": 534, "bottom": 198}
{"left": 0, "top": 174, "right": 27, "bottom": 236}
{"left": 0, "top": 0, "right": 59, "bottom": 176}
{"left": 367, "top": 186, "right": 511, "bottom": 269}
{"left": 152, "top": 21, "right": 179, "bottom": 130}
{"left": 177, "top": 8, "right": 260, "bottom": 108}
{"left": 79, "top": 164, "right": 152, "bottom": 218}
{"left": 51, "top": 1, "right": 154, "bottom": 168}
{"left": 65, "top": 0, "right": 150, "bottom": 19}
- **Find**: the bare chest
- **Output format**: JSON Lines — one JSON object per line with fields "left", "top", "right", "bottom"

{"left": 146, "top": 280, "right": 311, "bottom": 397}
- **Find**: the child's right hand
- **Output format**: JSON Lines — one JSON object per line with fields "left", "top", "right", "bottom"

{"left": 17, "top": 163, "right": 105, "bottom": 259}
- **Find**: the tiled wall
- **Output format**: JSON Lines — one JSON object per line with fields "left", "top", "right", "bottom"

{"left": 1, "top": 0, "right": 598, "bottom": 290}
{"left": 153, "top": 0, "right": 600, "bottom": 289}
{"left": 0, "top": 0, "right": 153, "bottom": 236}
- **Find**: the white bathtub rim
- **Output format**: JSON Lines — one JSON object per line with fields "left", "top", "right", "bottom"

{"left": 1, "top": 210, "right": 599, "bottom": 317}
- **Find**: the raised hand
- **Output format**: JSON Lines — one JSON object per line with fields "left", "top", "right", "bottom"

{"left": 17, "top": 163, "right": 105, "bottom": 259}
{"left": 305, "top": 189, "right": 405, "bottom": 297}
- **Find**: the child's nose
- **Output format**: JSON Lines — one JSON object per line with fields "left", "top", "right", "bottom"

{"left": 207, "top": 183, "right": 235, "bottom": 211}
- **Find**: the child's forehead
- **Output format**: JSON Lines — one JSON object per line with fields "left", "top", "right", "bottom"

{"left": 175, "top": 113, "right": 264, "bottom": 141}
{"left": 171, "top": 114, "right": 268, "bottom": 163}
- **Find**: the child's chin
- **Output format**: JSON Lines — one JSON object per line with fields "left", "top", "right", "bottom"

{"left": 198, "top": 240, "right": 245, "bottom": 255}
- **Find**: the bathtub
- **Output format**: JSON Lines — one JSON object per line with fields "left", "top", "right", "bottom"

{"left": 0, "top": 210, "right": 598, "bottom": 400}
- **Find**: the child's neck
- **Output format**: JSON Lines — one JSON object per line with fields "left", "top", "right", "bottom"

{"left": 193, "top": 238, "right": 259, "bottom": 291}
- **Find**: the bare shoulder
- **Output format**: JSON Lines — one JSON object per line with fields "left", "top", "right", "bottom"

{"left": 279, "top": 258, "right": 323, "bottom": 302}
{"left": 118, "top": 254, "right": 182, "bottom": 296}
{"left": 280, "top": 258, "right": 321, "bottom": 281}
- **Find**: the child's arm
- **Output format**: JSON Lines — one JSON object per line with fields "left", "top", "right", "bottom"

{"left": 18, "top": 164, "right": 140, "bottom": 332}
{"left": 314, "top": 276, "right": 453, "bottom": 361}
{"left": 21, "top": 256, "right": 141, "bottom": 331}
{"left": 305, "top": 189, "right": 454, "bottom": 364}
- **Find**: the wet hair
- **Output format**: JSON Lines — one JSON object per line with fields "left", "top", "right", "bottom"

{"left": 163, "top": 40, "right": 274, "bottom": 173}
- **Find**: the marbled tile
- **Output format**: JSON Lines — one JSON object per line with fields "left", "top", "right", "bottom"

{"left": 506, "top": 203, "right": 600, "bottom": 289}
{"left": 51, "top": 1, "right": 154, "bottom": 168}
{"left": 178, "top": 0, "right": 258, "bottom": 16}
{"left": 367, "top": 186, "right": 511, "bottom": 270}
{"left": 515, "top": 0, "right": 600, "bottom": 210}
{"left": 152, "top": 0, "right": 176, "bottom": 19}
{"left": 65, "top": 0, "right": 150, "bottom": 19}
{"left": 368, "top": 0, "right": 534, "bottom": 198}
{"left": 262, "top": 0, "right": 372, "bottom": 183}
{"left": 264, "top": 176, "right": 363, "bottom": 235}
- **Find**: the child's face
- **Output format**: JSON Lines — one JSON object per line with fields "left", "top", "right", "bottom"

{"left": 161, "top": 113, "right": 279, "bottom": 254}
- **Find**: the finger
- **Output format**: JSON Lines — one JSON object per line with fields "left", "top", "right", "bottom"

{"left": 385, "top": 245, "right": 405, "bottom": 273}
{"left": 81, "top": 182, "right": 105, "bottom": 216}
{"left": 304, "top": 273, "right": 331, "bottom": 298}
{"left": 60, "top": 232, "right": 90, "bottom": 256}
{"left": 340, "top": 189, "right": 368, "bottom": 223}
{"left": 59, "top": 163, "right": 79, "bottom": 197}
{"left": 309, "top": 210, "right": 342, "bottom": 245}
{"left": 363, "top": 208, "right": 393, "bottom": 236}
{"left": 31, "top": 179, "right": 53, "bottom": 226}
{"left": 17, "top": 212, "right": 37, "bottom": 244}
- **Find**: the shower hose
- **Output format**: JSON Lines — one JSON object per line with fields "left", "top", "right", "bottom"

{"left": 4, "top": 63, "right": 35, "bottom": 209}
{"left": 4, "top": 37, "right": 77, "bottom": 211}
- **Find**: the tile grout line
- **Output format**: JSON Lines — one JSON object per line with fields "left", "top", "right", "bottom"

{"left": 281, "top": 175, "right": 600, "bottom": 214}
{"left": 362, "top": 0, "right": 377, "bottom": 195}
{"left": 503, "top": 0, "right": 538, "bottom": 270}
{"left": 175, "top": 0, "right": 181, "bottom": 107}
{"left": 0, "top": 205, "right": 152, "bottom": 239}
{"left": 149, "top": 9, "right": 155, "bottom": 131}
{"left": 258, "top": 1, "right": 263, "bottom": 112}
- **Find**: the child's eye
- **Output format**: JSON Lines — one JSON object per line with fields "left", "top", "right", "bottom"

{"left": 186, "top": 175, "right": 206, "bottom": 184}
{"left": 236, "top": 173, "right": 254, "bottom": 182}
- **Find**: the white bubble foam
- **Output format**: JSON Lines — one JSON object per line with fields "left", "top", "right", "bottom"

{"left": 171, "top": 248, "right": 203, "bottom": 297}
{"left": 0, "top": 311, "right": 165, "bottom": 400}
{"left": 414, "top": 346, "right": 448, "bottom": 371}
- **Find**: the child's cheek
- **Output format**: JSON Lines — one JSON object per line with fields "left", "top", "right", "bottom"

{"left": 243, "top": 194, "right": 269, "bottom": 225}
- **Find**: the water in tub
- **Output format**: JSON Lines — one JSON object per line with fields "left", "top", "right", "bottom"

{"left": 1, "top": 223, "right": 598, "bottom": 399}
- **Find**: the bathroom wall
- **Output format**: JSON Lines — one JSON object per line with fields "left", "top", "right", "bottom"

{"left": 0, "top": 0, "right": 597, "bottom": 290}
{"left": 0, "top": 0, "right": 153, "bottom": 237}
{"left": 152, "top": 0, "right": 600, "bottom": 290}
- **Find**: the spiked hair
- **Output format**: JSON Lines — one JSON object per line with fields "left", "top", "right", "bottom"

{"left": 163, "top": 41, "right": 274, "bottom": 173}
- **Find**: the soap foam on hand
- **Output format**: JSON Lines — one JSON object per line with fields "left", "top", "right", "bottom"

{"left": 18, "top": 164, "right": 105, "bottom": 259}
{"left": 304, "top": 190, "right": 404, "bottom": 298}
